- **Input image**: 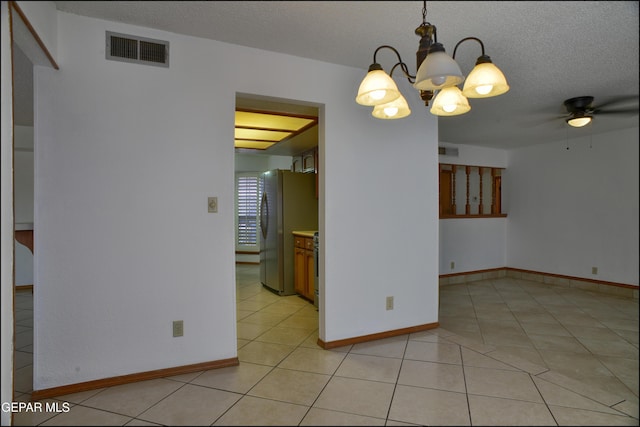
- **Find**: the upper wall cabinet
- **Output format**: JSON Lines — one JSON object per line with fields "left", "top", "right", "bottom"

{"left": 302, "top": 150, "right": 316, "bottom": 173}
{"left": 292, "top": 147, "right": 317, "bottom": 174}
{"left": 292, "top": 147, "right": 318, "bottom": 198}
{"left": 292, "top": 156, "right": 303, "bottom": 173}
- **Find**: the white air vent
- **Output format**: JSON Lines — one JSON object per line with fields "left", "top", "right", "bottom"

{"left": 106, "top": 31, "right": 169, "bottom": 67}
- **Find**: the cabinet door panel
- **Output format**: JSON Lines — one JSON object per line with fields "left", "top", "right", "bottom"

{"left": 305, "top": 249, "right": 315, "bottom": 300}
{"left": 294, "top": 248, "right": 306, "bottom": 295}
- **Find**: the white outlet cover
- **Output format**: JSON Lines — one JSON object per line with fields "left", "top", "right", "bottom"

{"left": 386, "top": 296, "right": 394, "bottom": 310}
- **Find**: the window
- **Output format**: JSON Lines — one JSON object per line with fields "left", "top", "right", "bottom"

{"left": 439, "top": 163, "right": 506, "bottom": 218}
{"left": 235, "top": 173, "right": 262, "bottom": 249}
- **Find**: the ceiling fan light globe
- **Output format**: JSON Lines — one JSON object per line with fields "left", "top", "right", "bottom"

{"left": 567, "top": 116, "right": 592, "bottom": 127}
{"left": 356, "top": 69, "right": 401, "bottom": 106}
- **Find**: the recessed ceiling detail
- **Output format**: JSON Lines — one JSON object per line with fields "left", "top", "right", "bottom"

{"left": 234, "top": 109, "right": 317, "bottom": 151}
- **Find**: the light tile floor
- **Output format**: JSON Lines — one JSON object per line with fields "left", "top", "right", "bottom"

{"left": 12, "top": 265, "right": 639, "bottom": 425}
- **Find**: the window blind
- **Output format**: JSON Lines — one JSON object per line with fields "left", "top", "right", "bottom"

{"left": 236, "top": 175, "right": 262, "bottom": 246}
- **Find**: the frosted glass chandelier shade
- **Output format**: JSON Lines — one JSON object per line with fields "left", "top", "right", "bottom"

{"left": 430, "top": 86, "right": 471, "bottom": 116}
{"left": 413, "top": 50, "right": 464, "bottom": 91}
{"left": 355, "top": 69, "right": 402, "bottom": 106}
{"left": 462, "top": 62, "right": 510, "bottom": 98}
{"left": 372, "top": 94, "right": 411, "bottom": 119}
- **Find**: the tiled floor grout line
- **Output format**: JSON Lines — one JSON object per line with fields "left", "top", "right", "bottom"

{"left": 381, "top": 335, "right": 411, "bottom": 423}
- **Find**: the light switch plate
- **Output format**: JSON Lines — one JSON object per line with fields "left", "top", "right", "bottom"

{"left": 208, "top": 197, "right": 218, "bottom": 213}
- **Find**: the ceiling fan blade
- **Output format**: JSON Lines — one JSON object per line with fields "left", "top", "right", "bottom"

{"left": 520, "top": 115, "right": 566, "bottom": 128}
{"left": 593, "top": 108, "right": 639, "bottom": 116}
{"left": 592, "top": 95, "right": 639, "bottom": 110}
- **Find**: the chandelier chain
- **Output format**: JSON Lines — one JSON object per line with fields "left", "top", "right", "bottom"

{"left": 422, "top": 0, "right": 427, "bottom": 25}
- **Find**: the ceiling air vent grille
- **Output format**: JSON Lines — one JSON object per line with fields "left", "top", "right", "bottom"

{"left": 106, "top": 31, "right": 169, "bottom": 67}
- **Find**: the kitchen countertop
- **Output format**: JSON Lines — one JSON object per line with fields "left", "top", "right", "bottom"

{"left": 292, "top": 230, "right": 317, "bottom": 238}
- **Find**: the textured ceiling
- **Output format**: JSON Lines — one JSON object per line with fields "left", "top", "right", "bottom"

{"left": 17, "top": 1, "right": 640, "bottom": 150}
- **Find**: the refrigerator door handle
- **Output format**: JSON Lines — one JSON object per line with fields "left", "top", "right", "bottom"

{"left": 260, "top": 191, "right": 269, "bottom": 239}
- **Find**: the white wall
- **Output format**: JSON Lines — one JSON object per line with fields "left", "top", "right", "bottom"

{"left": 321, "top": 77, "right": 439, "bottom": 341}
{"left": 14, "top": 241, "right": 33, "bottom": 286}
{"left": 438, "top": 142, "right": 508, "bottom": 166}
{"left": 438, "top": 143, "right": 508, "bottom": 274}
{"left": 14, "top": 125, "right": 34, "bottom": 224}
{"left": 506, "top": 128, "right": 639, "bottom": 285}
{"left": 1, "top": 2, "right": 15, "bottom": 423}
{"left": 32, "top": 11, "right": 439, "bottom": 390}
{"left": 440, "top": 218, "right": 507, "bottom": 274}
{"left": 14, "top": 126, "right": 34, "bottom": 285}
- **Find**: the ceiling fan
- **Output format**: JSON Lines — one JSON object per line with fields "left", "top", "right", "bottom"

{"left": 562, "top": 95, "right": 639, "bottom": 128}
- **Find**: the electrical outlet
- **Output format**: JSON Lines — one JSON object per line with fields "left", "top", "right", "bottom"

{"left": 592, "top": 267, "right": 598, "bottom": 275}
{"left": 208, "top": 197, "right": 218, "bottom": 213}
{"left": 386, "top": 296, "right": 394, "bottom": 311}
{"left": 173, "top": 320, "right": 184, "bottom": 337}
{"left": 450, "top": 261, "right": 455, "bottom": 270}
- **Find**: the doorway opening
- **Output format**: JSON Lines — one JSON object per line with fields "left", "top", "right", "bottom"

{"left": 233, "top": 93, "right": 324, "bottom": 360}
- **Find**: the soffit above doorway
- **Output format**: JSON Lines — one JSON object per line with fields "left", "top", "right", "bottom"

{"left": 234, "top": 109, "right": 317, "bottom": 152}
{"left": 235, "top": 96, "right": 319, "bottom": 157}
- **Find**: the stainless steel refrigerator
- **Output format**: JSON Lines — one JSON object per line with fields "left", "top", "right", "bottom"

{"left": 260, "top": 169, "right": 318, "bottom": 295}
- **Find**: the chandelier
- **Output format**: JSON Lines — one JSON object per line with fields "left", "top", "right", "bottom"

{"left": 355, "top": 0, "right": 509, "bottom": 119}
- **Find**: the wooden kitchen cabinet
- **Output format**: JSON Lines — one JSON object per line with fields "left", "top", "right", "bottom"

{"left": 291, "top": 147, "right": 319, "bottom": 198}
{"left": 292, "top": 155, "right": 303, "bottom": 173}
{"left": 302, "top": 150, "right": 315, "bottom": 173}
{"left": 293, "top": 234, "right": 315, "bottom": 302}
{"left": 292, "top": 148, "right": 316, "bottom": 174}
